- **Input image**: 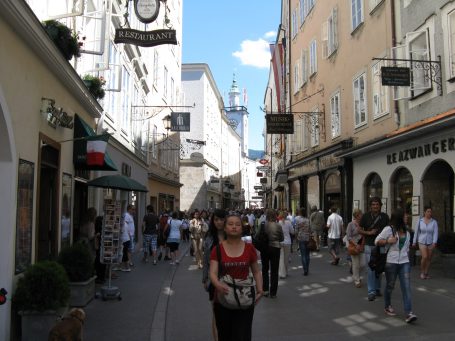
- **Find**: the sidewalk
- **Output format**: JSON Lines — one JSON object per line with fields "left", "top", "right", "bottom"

{"left": 82, "top": 241, "right": 191, "bottom": 341}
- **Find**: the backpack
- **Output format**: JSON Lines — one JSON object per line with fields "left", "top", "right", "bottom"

{"left": 368, "top": 245, "right": 388, "bottom": 278}
{"left": 252, "top": 222, "right": 269, "bottom": 253}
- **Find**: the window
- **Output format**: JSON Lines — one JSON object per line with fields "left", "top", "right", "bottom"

{"left": 292, "top": 8, "right": 298, "bottom": 39}
{"left": 448, "top": 10, "right": 455, "bottom": 79}
{"left": 301, "top": 49, "right": 308, "bottom": 85}
{"left": 330, "top": 92, "right": 341, "bottom": 138}
{"left": 153, "top": 50, "right": 159, "bottom": 88}
{"left": 163, "top": 66, "right": 168, "bottom": 98}
{"left": 294, "top": 61, "right": 300, "bottom": 93}
{"left": 353, "top": 73, "right": 367, "bottom": 127}
{"left": 322, "top": 6, "right": 338, "bottom": 58}
{"left": 121, "top": 67, "right": 131, "bottom": 132}
{"left": 310, "top": 108, "right": 319, "bottom": 147}
{"left": 293, "top": 118, "right": 308, "bottom": 153}
{"left": 351, "top": 0, "right": 363, "bottom": 31}
{"left": 309, "top": 40, "right": 317, "bottom": 75}
{"left": 171, "top": 77, "right": 175, "bottom": 104}
{"left": 299, "top": 0, "right": 306, "bottom": 26}
{"left": 369, "top": 0, "right": 383, "bottom": 12}
{"left": 371, "top": 60, "right": 389, "bottom": 118}
{"left": 408, "top": 30, "right": 431, "bottom": 97}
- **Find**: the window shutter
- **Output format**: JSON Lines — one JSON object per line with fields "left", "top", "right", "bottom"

{"left": 333, "top": 6, "right": 339, "bottom": 50}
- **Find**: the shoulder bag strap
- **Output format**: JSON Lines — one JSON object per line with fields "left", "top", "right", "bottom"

{"left": 216, "top": 244, "right": 223, "bottom": 279}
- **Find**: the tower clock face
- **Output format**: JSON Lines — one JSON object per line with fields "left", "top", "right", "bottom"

{"left": 229, "top": 119, "right": 239, "bottom": 129}
{"left": 134, "top": 0, "right": 160, "bottom": 24}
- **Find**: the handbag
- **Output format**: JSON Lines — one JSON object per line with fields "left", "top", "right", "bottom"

{"left": 252, "top": 222, "right": 269, "bottom": 253}
{"left": 307, "top": 236, "right": 317, "bottom": 252}
{"left": 216, "top": 245, "right": 255, "bottom": 310}
{"left": 348, "top": 238, "right": 364, "bottom": 256}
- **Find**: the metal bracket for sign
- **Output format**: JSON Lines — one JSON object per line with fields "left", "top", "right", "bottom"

{"left": 179, "top": 138, "right": 206, "bottom": 159}
{"left": 295, "top": 104, "right": 326, "bottom": 142}
{"left": 372, "top": 57, "right": 442, "bottom": 96}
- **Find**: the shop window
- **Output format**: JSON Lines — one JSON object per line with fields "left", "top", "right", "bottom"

{"left": 364, "top": 172, "right": 382, "bottom": 209}
{"left": 392, "top": 168, "right": 413, "bottom": 214}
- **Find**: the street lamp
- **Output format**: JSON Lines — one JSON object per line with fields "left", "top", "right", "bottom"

{"left": 162, "top": 114, "right": 171, "bottom": 134}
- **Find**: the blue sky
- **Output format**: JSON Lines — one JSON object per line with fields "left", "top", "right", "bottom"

{"left": 182, "top": 1, "right": 281, "bottom": 151}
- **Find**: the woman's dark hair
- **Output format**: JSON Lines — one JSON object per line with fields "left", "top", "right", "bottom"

{"left": 171, "top": 211, "right": 178, "bottom": 219}
{"left": 208, "top": 209, "right": 227, "bottom": 249}
{"left": 390, "top": 208, "right": 406, "bottom": 232}
{"left": 423, "top": 205, "right": 432, "bottom": 213}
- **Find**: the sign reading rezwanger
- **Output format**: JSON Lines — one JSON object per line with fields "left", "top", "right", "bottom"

{"left": 114, "top": 29, "right": 177, "bottom": 47}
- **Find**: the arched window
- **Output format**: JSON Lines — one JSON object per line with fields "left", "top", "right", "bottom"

{"left": 364, "top": 173, "right": 383, "bottom": 210}
{"left": 392, "top": 168, "right": 413, "bottom": 214}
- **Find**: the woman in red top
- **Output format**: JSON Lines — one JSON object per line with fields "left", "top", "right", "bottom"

{"left": 209, "top": 214, "right": 263, "bottom": 341}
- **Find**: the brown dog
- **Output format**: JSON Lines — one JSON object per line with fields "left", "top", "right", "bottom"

{"left": 48, "top": 308, "right": 86, "bottom": 341}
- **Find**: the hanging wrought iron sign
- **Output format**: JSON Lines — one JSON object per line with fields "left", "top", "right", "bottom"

{"left": 134, "top": 0, "right": 160, "bottom": 24}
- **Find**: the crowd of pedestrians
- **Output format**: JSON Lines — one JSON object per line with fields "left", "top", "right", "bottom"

{"left": 94, "top": 200, "right": 439, "bottom": 341}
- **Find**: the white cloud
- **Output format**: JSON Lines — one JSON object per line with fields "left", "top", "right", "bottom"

{"left": 264, "top": 31, "right": 276, "bottom": 39}
{"left": 232, "top": 39, "right": 271, "bottom": 69}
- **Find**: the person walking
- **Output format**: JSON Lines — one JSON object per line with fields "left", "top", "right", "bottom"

{"left": 326, "top": 206, "right": 344, "bottom": 265}
{"left": 359, "top": 197, "right": 390, "bottom": 301}
{"left": 278, "top": 213, "right": 294, "bottom": 279}
{"left": 190, "top": 210, "right": 208, "bottom": 269}
{"left": 295, "top": 208, "right": 312, "bottom": 276}
{"left": 261, "top": 209, "right": 284, "bottom": 298}
{"left": 123, "top": 205, "right": 136, "bottom": 268}
{"left": 375, "top": 209, "right": 417, "bottom": 324}
{"left": 413, "top": 206, "right": 439, "bottom": 279}
{"left": 157, "top": 213, "right": 170, "bottom": 261}
{"left": 203, "top": 209, "right": 227, "bottom": 341}
{"left": 346, "top": 209, "right": 365, "bottom": 288}
{"left": 142, "top": 205, "right": 159, "bottom": 264}
{"left": 167, "top": 212, "right": 182, "bottom": 265}
{"left": 209, "top": 213, "right": 263, "bottom": 341}
{"left": 309, "top": 206, "right": 325, "bottom": 251}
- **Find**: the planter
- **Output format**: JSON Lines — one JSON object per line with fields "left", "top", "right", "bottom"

{"left": 69, "top": 276, "right": 97, "bottom": 307}
{"left": 441, "top": 254, "right": 455, "bottom": 278}
{"left": 20, "top": 308, "right": 66, "bottom": 341}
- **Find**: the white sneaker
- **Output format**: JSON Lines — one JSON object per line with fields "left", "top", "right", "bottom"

{"left": 405, "top": 313, "right": 417, "bottom": 323}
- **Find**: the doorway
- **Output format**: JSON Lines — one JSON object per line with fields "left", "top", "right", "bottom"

{"left": 37, "top": 139, "right": 60, "bottom": 261}
{"left": 422, "top": 160, "right": 454, "bottom": 233}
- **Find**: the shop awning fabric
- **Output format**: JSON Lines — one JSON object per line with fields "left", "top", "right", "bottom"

{"left": 73, "top": 114, "right": 117, "bottom": 171}
{"left": 87, "top": 174, "right": 148, "bottom": 192}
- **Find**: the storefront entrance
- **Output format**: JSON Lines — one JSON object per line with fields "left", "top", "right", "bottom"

{"left": 37, "top": 138, "right": 60, "bottom": 261}
{"left": 422, "top": 160, "right": 454, "bottom": 233}
{"left": 325, "top": 171, "right": 341, "bottom": 213}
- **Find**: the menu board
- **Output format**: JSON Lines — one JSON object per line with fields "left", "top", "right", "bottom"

{"left": 100, "top": 199, "right": 121, "bottom": 264}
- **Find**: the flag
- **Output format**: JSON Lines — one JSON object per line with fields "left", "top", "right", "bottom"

{"left": 86, "top": 134, "right": 109, "bottom": 166}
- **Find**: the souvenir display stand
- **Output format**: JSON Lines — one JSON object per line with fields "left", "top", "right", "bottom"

{"left": 100, "top": 199, "right": 122, "bottom": 301}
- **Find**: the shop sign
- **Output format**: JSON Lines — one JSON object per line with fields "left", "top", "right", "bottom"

{"left": 289, "top": 159, "right": 318, "bottom": 177}
{"left": 318, "top": 154, "right": 342, "bottom": 171}
{"left": 171, "top": 112, "right": 190, "bottom": 131}
{"left": 252, "top": 196, "right": 262, "bottom": 199}
{"left": 41, "top": 98, "right": 74, "bottom": 129}
{"left": 257, "top": 166, "right": 270, "bottom": 171}
{"left": 134, "top": 0, "right": 160, "bottom": 24}
{"left": 259, "top": 159, "right": 269, "bottom": 165}
{"left": 260, "top": 177, "right": 268, "bottom": 184}
{"left": 386, "top": 137, "right": 455, "bottom": 164}
{"left": 114, "top": 28, "right": 177, "bottom": 47}
{"left": 266, "top": 114, "right": 294, "bottom": 134}
{"left": 253, "top": 185, "right": 263, "bottom": 190}
{"left": 381, "top": 67, "right": 410, "bottom": 86}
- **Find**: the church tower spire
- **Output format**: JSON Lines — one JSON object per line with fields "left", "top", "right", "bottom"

{"left": 228, "top": 73, "right": 240, "bottom": 108}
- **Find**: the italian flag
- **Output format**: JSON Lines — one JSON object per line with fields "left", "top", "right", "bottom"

{"left": 86, "top": 134, "right": 109, "bottom": 166}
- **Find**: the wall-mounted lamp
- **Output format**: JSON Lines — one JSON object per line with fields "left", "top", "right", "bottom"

{"left": 162, "top": 114, "right": 171, "bottom": 133}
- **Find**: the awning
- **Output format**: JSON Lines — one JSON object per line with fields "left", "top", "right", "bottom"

{"left": 73, "top": 114, "right": 117, "bottom": 171}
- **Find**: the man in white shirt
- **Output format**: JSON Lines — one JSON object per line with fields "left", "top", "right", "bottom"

{"left": 326, "top": 206, "right": 344, "bottom": 265}
{"left": 122, "top": 205, "right": 135, "bottom": 270}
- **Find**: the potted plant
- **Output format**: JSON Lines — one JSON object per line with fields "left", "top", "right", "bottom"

{"left": 437, "top": 231, "right": 455, "bottom": 278}
{"left": 13, "top": 261, "right": 70, "bottom": 341}
{"left": 58, "top": 243, "right": 96, "bottom": 307}
{"left": 82, "top": 74, "right": 106, "bottom": 100}
{"left": 42, "top": 20, "right": 82, "bottom": 61}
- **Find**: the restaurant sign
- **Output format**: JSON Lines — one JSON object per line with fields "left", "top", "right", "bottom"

{"left": 114, "top": 29, "right": 177, "bottom": 47}
{"left": 266, "top": 114, "right": 294, "bottom": 134}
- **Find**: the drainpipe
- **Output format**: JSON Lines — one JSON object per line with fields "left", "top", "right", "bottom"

{"left": 391, "top": 0, "right": 401, "bottom": 127}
